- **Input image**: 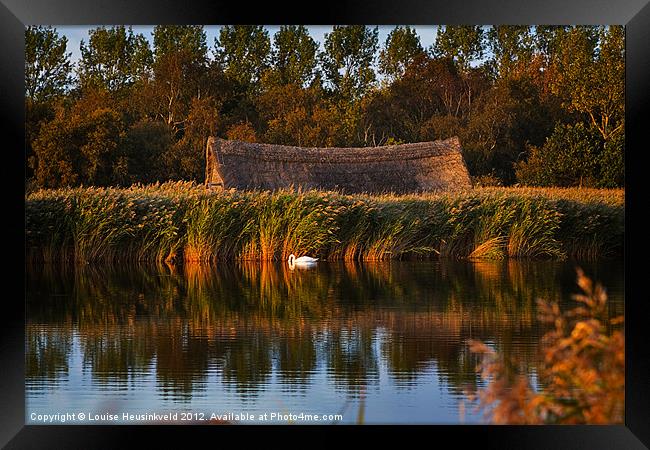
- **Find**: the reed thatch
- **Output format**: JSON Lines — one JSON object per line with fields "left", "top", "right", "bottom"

{"left": 205, "top": 136, "right": 472, "bottom": 193}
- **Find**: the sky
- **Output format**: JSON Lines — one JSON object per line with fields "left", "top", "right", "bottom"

{"left": 55, "top": 25, "right": 440, "bottom": 64}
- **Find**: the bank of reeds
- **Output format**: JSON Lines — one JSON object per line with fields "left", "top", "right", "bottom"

{"left": 25, "top": 182, "right": 624, "bottom": 263}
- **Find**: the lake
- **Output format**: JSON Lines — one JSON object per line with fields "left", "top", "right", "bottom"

{"left": 25, "top": 259, "right": 624, "bottom": 424}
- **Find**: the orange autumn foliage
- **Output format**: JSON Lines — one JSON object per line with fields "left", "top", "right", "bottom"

{"left": 226, "top": 121, "right": 258, "bottom": 143}
{"left": 468, "top": 268, "right": 624, "bottom": 424}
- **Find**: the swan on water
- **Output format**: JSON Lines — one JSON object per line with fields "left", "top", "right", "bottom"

{"left": 288, "top": 254, "right": 318, "bottom": 266}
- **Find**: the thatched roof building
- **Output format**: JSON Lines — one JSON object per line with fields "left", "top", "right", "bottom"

{"left": 205, "top": 136, "right": 472, "bottom": 194}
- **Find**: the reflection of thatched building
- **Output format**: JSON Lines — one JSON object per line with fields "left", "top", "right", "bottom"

{"left": 205, "top": 136, "right": 471, "bottom": 194}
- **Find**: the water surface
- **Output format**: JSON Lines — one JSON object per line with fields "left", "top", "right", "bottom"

{"left": 26, "top": 260, "right": 623, "bottom": 424}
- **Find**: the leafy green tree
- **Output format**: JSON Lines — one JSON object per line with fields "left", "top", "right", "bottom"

{"left": 225, "top": 121, "right": 258, "bottom": 143}
{"left": 31, "top": 105, "right": 79, "bottom": 188}
{"left": 432, "top": 26, "right": 490, "bottom": 116}
{"left": 258, "top": 83, "right": 324, "bottom": 146}
{"left": 515, "top": 122, "right": 603, "bottom": 187}
{"left": 305, "top": 99, "right": 349, "bottom": 147}
{"left": 215, "top": 25, "right": 271, "bottom": 92}
{"left": 78, "top": 26, "right": 153, "bottom": 94}
{"left": 599, "top": 128, "right": 624, "bottom": 187}
{"left": 212, "top": 26, "right": 270, "bottom": 133}
{"left": 145, "top": 27, "right": 223, "bottom": 182}
{"left": 487, "top": 26, "right": 535, "bottom": 79}
{"left": 320, "top": 26, "right": 379, "bottom": 101}
{"left": 293, "top": 26, "right": 380, "bottom": 146}
{"left": 534, "top": 26, "right": 570, "bottom": 64}
{"left": 153, "top": 25, "right": 208, "bottom": 63}
{"left": 535, "top": 25, "right": 598, "bottom": 66}
{"left": 32, "top": 101, "right": 124, "bottom": 187}
{"left": 266, "top": 25, "right": 318, "bottom": 87}
{"left": 432, "top": 25, "right": 485, "bottom": 72}
{"left": 120, "top": 119, "right": 172, "bottom": 184}
{"left": 462, "top": 76, "right": 554, "bottom": 183}
{"left": 25, "top": 26, "right": 73, "bottom": 180}
{"left": 151, "top": 26, "right": 209, "bottom": 135}
{"left": 361, "top": 54, "right": 467, "bottom": 144}
{"left": 168, "top": 96, "right": 221, "bottom": 180}
{"left": 25, "top": 26, "right": 72, "bottom": 103}
{"left": 552, "top": 26, "right": 624, "bottom": 141}
{"left": 378, "top": 26, "right": 424, "bottom": 81}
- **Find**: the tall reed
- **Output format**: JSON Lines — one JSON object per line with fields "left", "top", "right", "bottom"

{"left": 26, "top": 183, "right": 624, "bottom": 263}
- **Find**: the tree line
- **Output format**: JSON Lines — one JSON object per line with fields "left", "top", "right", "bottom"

{"left": 25, "top": 25, "right": 624, "bottom": 189}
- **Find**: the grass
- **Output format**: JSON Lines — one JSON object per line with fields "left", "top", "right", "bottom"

{"left": 25, "top": 182, "right": 624, "bottom": 263}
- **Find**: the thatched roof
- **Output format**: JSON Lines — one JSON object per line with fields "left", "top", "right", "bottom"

{"left": 205, "top": 136, "right": 472, "bottom": 194}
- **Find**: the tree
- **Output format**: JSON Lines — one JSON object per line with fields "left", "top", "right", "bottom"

{"left": 168, "top": 96, "right": 221, "bottom": 181}
{"left": 320, "top": 26, "right": 379, "bottom": 101}
{"left": 551, "top": 26, "right": 624, "bottom": 141}
{"left": 215, "top": 25, "right": 271, "bottom": 92}
{"left": 432, "top": 25, "right": 485, "bottom": 72}
{"left": 78, "top": 26, "right": 153, "bottom": 94}
{"left": 599, "top": 129, "right": 624, "bottom": 188}
{"left": 258, "top": 83, "right": 323, "bottom": 146}
{"left": 32, "top": 100, "right": 124, "bottom": 188}
{"left": 461, "top": 75, "right": 554, "bottom": 183}
{"left": 266, "top": 25, "right": 318, "bottom": 87}
{"left": 31, "top": 105, "right": 79, "bottom": 188}
{"left": 515, "top": 122, "right": 603, "bottom": 187}
{"left": 226, "top": 121, "right": 258, "bottom": 143}
{"left": 213, "top": 26, "right": 270, "bottom": 133}
{"left": 534, "top": 25, "right": 570, "bottom": 64}
{"left": 432, "top": 26, "right": 490, "bottom": 116}
{"left": 153, "top": 25, "right": 208, "bottom": 63}
{"left": 151, "top": 26, "right": 209, "bottom": 135}
{"left": 378, "top": 26, "right": 424, "bottom": 82}
{"left": 25, "top": 26, "right": 72, "bottom": 103}
{"left": 487, "top": 26, "right": 535, "bottom": 79}
{"left": 25, "top": 26, "right": 73, "bottom": 180}
{"left": 361, "top": 55, "right": 468, "bottom": 145}
{"left": 120, "top": 120, "right": 172, "bottom": 184}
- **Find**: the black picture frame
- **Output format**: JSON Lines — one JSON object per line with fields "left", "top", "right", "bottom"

{"left": 3, "top": 0, "right": 649, "bottom": 447}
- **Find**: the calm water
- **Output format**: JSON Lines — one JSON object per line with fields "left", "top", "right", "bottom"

{"left": 26, "top": 260, "right": 623, "bottom": 424}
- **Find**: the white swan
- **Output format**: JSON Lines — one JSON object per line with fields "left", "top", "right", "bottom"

{"left": 288, "top": 254, "right": 318, "bottom": 267}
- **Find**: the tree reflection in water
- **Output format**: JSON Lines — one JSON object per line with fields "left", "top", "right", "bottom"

{"left": 26, "top": 259, "right": 623, "bottom": 409}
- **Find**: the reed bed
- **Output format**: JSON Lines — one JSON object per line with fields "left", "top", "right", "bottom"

{"left": 26, "top": 182, "right": 624, "bottom": 263}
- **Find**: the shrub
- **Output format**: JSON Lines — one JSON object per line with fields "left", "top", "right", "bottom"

{"left": 468, "top": 268, "right": 624, "bottom": 424}
{"left": 515, "top": 122, "right": 621, "bottom": 188}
